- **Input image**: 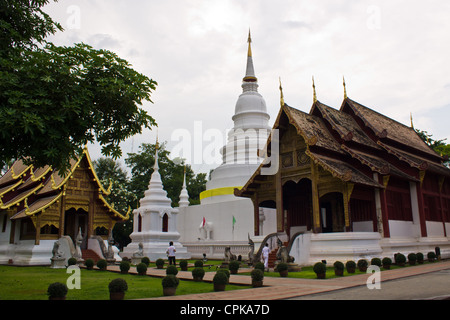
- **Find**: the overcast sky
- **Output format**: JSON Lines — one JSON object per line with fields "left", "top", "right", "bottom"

{"left": 43, "top": 0, "right": 450, "bottom": 175}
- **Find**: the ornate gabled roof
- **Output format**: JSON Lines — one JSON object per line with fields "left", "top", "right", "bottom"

{"left": 0, "top": 148, "right": 129, "bottom": 221}
{"left": 312, "top": 101, "right": 381, "bottom": 150}
{"left": 343, "top": 98, "right": 441, "bottom": 160}
{"left": 281, "top": 103, "right": 344, "bottom": 154}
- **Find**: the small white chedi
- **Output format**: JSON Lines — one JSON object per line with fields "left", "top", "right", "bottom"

{"left": 121, "top": 141, "right": 190, "bottom": 261}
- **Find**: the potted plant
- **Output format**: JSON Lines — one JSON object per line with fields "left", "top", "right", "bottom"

{"left": 141, "top": 257, "right": 150, "bottom": 266}
{"left": 192, "top": 267, "right": 205, "bottom": 282}
{"left": 357, "top": 259, "right": 368, "bottom": 272}
{"left": 395, "top": 253, "right": 406, "bottom": 266}
{"left": 313, "top": 262, "right": 326, "bottom": 279}
{"left": 382, "top": 257, "right": 392, "bottom": 270}
{"left": 108, "top": 278, "right": 128, "bottom": 300}
{"left": 333, "top": 261, "right": 344, "bottom": 276}
{"left": 217, "top": 268, "right": 230, "bottom": 283}
{"left": 85, "top": 258, "right": 94, "bottom": 270}
{"left": 427, "top": 251, "right": 436, "bottom": 262}
{"left": 345, "top": 260, "right": 356, "bottom": 274}
{"left": 276, "top": 262, "right": 289, "bottom": 277}
{"left": 162, "top": 274, "right": 179, "bottom": 296}
{"left": 407, "top": 253, "right": 417, "bottom": 266}
{"left": 179, "top": 260, "right": 188, "bottom": 271}
{"left": 136, "top": 262, "right": 147, "bottom": 275}
{"left": 97, "top": 259, "right": 107, "bottom": 271}
{"left": 119, "top": 260, "right": 131, "bottom": 274}
{"left": 229, "top": 261, "right": 240, "bottom": 274}
{"left": 370, "top": 258, "right": 382, "bottom": 268}
{"left": 166, "top": 265, "right": 178, "bottom": 276}
{"left": 156, "top": 258, "right": 165, "bottom": 269}
{"left": 47, "top": 282, "right": 68, "bottom": 300}
{"left": 194, "top": 260, "right": 203, "bottom": 268}
{"left": 251, "top": 268, "right": 264, "bottom": 287}
{"left": 213, "top": 271, "right": 228, "bottom": 291}
{"left": 416, "top": 252, "right": 424, "bottom": 264}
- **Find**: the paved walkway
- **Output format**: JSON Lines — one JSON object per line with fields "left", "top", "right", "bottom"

{"left": 106, "top": 260, "right": 450, "bottom": 300}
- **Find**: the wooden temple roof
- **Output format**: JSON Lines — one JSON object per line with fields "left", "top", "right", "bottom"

{"left": 0, "top": 148, "right": 130, "bottom": 221}
{"left": 235, "top": 94, "right": 450, "bottom": 198}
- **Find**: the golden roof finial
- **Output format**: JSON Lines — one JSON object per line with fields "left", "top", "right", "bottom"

{"left": 279, "top": 77, "right": 285, "bottom": 106}
{"left": 155, "top": 128, "right": 159, "bottom": 150}
{"left": 312, "top": 76, "right": 317, "bottom": 103}
{"left": 247, "top": 29, "right": 252, "bottom": 57}
{"left": 343, "top": 76, "right": 348, "bottom": 99}
{"left": 410, "top": 112, "right": 415, "bottom": 129}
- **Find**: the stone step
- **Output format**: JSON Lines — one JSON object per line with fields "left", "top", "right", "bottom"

{"left": 81, "top": 249, "right": 102, "bottom": 263}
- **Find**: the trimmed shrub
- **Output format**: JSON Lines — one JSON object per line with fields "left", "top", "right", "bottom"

{"left": 162, "top": 274, "right": 179, "bottom": 288}
{"left": 85, "top": 258, "right": 94, "bottom": 270}
{"left": 254, "top": 262, "right": 265, "bottom": 272}
{"left": 119, "top": 260, "right": 131, "bottom": 274}
{"left": 192, "top": 267, "right": 205, "bottom": 281}
{"left": 395, "top": 253, "right": 406, "bottom": 266}
{"left": 382, "top": 257, "right": 392, "bottom": 269}
{"left": 179, "top": 260, "right": 188, "bottom": 271}
{"left": 276, "top": 262, "right": 288, "bottom": 272}
{"left": 68, "top": 257, "right": 77, "bottom": 266}
{"left": 416, "top": 252, "right": 424, "bottom": 263}
{"left": 251, "top": 268, "right": 264, "bottom": 282}
{"left": 229, "top": 261, "right": 240, "bottom": 274}
{"left": 408, "top": 253, "right": 417, "bottom": 265}
{"left": 217, "top": 268, "right": 230, "bottom": 281}
{"left": 166, "top": 265, "right": 178, "bottom": 276}
{"left": 47, "top": 282, "right": 68, "bottom": 299}
{"left": 97, "top": 259, "right": 107, "bottom": 271}
{"left": 427, "top": 251, "right": 436, "bottom": 262}
{"left": 136, "top": 262, "right": 147, "bottom": 275}
{"left": 108, "top": 278, "right": 128, "bottom": 293}
{"left": 345, "top": 260, "right": 356, "bottom": 273}
{"left": 357, "top": 259, "right": 368, "bottom": 271}
{"left": 213, "top": 271, "right": 228, "bottom": 285}
{"left": 370, "top": 258, "right": 382, "bottom": 267}
{"left": 156, "top": 258, "right": 165, "bottom": 269}
{"left": 141, "top": 257, "right": 150, "bottom": 266}
{"left": 194, "top": 260, "right": 203, "bottom": 268}
{"left": 333, "top": 261, "right": 344, "bottom": 270}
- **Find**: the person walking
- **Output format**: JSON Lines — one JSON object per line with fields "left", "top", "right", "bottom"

{"left": 262, "top": 243, "right": 270, "bottom": 271}
{"left": 166, "top": 241, "right": 176, "bottom": 265}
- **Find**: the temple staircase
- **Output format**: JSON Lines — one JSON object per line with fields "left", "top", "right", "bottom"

{"left": 268, "top": 241, "right": 288, "bottom": 268}
{"left": 81, "top": 249, "right": 102, "bottom": 263}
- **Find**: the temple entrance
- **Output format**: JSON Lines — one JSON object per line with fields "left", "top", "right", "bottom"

{"left": 64, "top": 208, "right": 88, "bottom": 249}
{"left": 319, "top": 192, "right": 344, "bottom": 233}
{"left": 283, "top": 179, "right": 312, "bottom": 236}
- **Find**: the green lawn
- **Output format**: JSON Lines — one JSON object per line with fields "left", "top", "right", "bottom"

{"left": 0, "top": 265, "right": 250, "bottom": 300}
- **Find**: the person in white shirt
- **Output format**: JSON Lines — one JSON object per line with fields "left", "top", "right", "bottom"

{"left": 166, "top": 241, "right": 176, "bottom": 265}
{"left": 262, "top": 243, "right": 270, "bottom": 271}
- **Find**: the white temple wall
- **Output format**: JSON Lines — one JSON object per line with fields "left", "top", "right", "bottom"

{"left": 426, "top": 221, "right": 446, "bottom": 237}
{"left": 389, "top": 220, "right": 421, "bottom": 238}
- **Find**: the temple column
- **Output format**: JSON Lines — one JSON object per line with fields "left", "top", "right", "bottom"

{"left": 276, "top": 167, "right": 284, "bottom": 232}
{"left": 417, "top": 172, "right": 427, "bottom": 237}
{"left": 252, "top": 195, "right": 260, "bottom": 236}
{"left": 311, "top": 163, "right": 321, "bottom": 233}
{"left": 342, "top": 182, "right": 354, "bottom": 232}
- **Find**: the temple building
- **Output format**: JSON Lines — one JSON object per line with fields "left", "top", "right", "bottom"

{"left": 235, "top": 79, "right": 450, "bottom": 264}
{"left": 0, "top": 147, "right": 129, "bottom": 265}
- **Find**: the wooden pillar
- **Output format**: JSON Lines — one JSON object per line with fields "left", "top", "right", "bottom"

{"left": 253, "top": 195, "right": 260, "bottom": 236}
{"left": 417, "top": 174, "right": 427, "bottom": 237}
{"left": 276, "top": 168, "right": 284, "bottom": 232}
{"left": 311, "top": 163, "right": 321, "bottom": 233}
{"left": 35, "top": 213, "right": 41, "bottom": 245}
{"left": 378, "top": 175, "right": 391, "bottom": 238}
{"left": 9, "top": 219, "right": 16, "bottom": 244}
{"left": 58, "top": 188, "right": 66, "bottom": 238}
{"left": 438, "top": 177, "right": 446, "bottom": 237}
{"left": 343, "top": 183, "right": 354, "bottom": 232}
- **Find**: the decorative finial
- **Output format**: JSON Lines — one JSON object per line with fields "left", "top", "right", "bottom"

{"left": 410, "top": 112, "right": 415, "bottom": 129}
{"left": 312, "top": 76, "right": 317, "bottom": 103}
{"left": 279, "top": 77, "right": 285, "bottom": 106}
{"left": 343, "top": 76, "right": 348, "bottom": 99}
{"left": 247, "top": 29, "right": 252, "bottom": 57}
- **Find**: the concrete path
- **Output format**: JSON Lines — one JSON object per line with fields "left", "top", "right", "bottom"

{"left": 106, "top": 260, "right": 450, "bottom": 300}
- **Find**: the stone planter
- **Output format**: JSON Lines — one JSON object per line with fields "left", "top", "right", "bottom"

{"left": 163, "top": 287, "right": 177, "bottom": 296}
{"left": 382, "top": 264, "right": 391, "bottom": 270}
{"left": 193, "top": 276, "right": 204, "bottom": 282}
{"left": 110, "top": 292, "right": 125, "bottom": 300}
{"left": 252, "top": 280, "right": 263, "bottom": 288}
{"left": 279, "top": 270, "right": 288, "bottom": 277}
{"left": 358, "top": 266, "right": 368, "bottom": 272}
{"left": 214, "top": 284, "right": 226, "bottom": 292}
{"left": 316, "top": 273, "right": 326, "bottom": 279}
{"left": 334, "top": 269, "right": 344, "bottom": 277}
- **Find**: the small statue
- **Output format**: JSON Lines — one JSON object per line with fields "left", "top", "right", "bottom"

{"left": 51, "top": 240, "right": 63, "bottom": 259}
{"left": 224, "top": 246, "right": 237, "bottom": 262}
{"left": 247, "top": 234, "right": 255, "bottom": 265}
{"left": 74, "top": 228, "right": 83, "bottom": 260}
{"left": 105, "top": 230, "right": 115, "bottom": 260}
{"left": 276, "top": 244, "right": 294, "bottom": 263}
{"left": 133, "top": 242, "right": 144, "bottom": 258}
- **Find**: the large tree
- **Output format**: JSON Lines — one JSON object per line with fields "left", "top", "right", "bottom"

{"left": 415, "top": 129, "right": 450, "bottom": 167}
{"left": 0, "top": 0, "right": 157, "bottom": 174}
